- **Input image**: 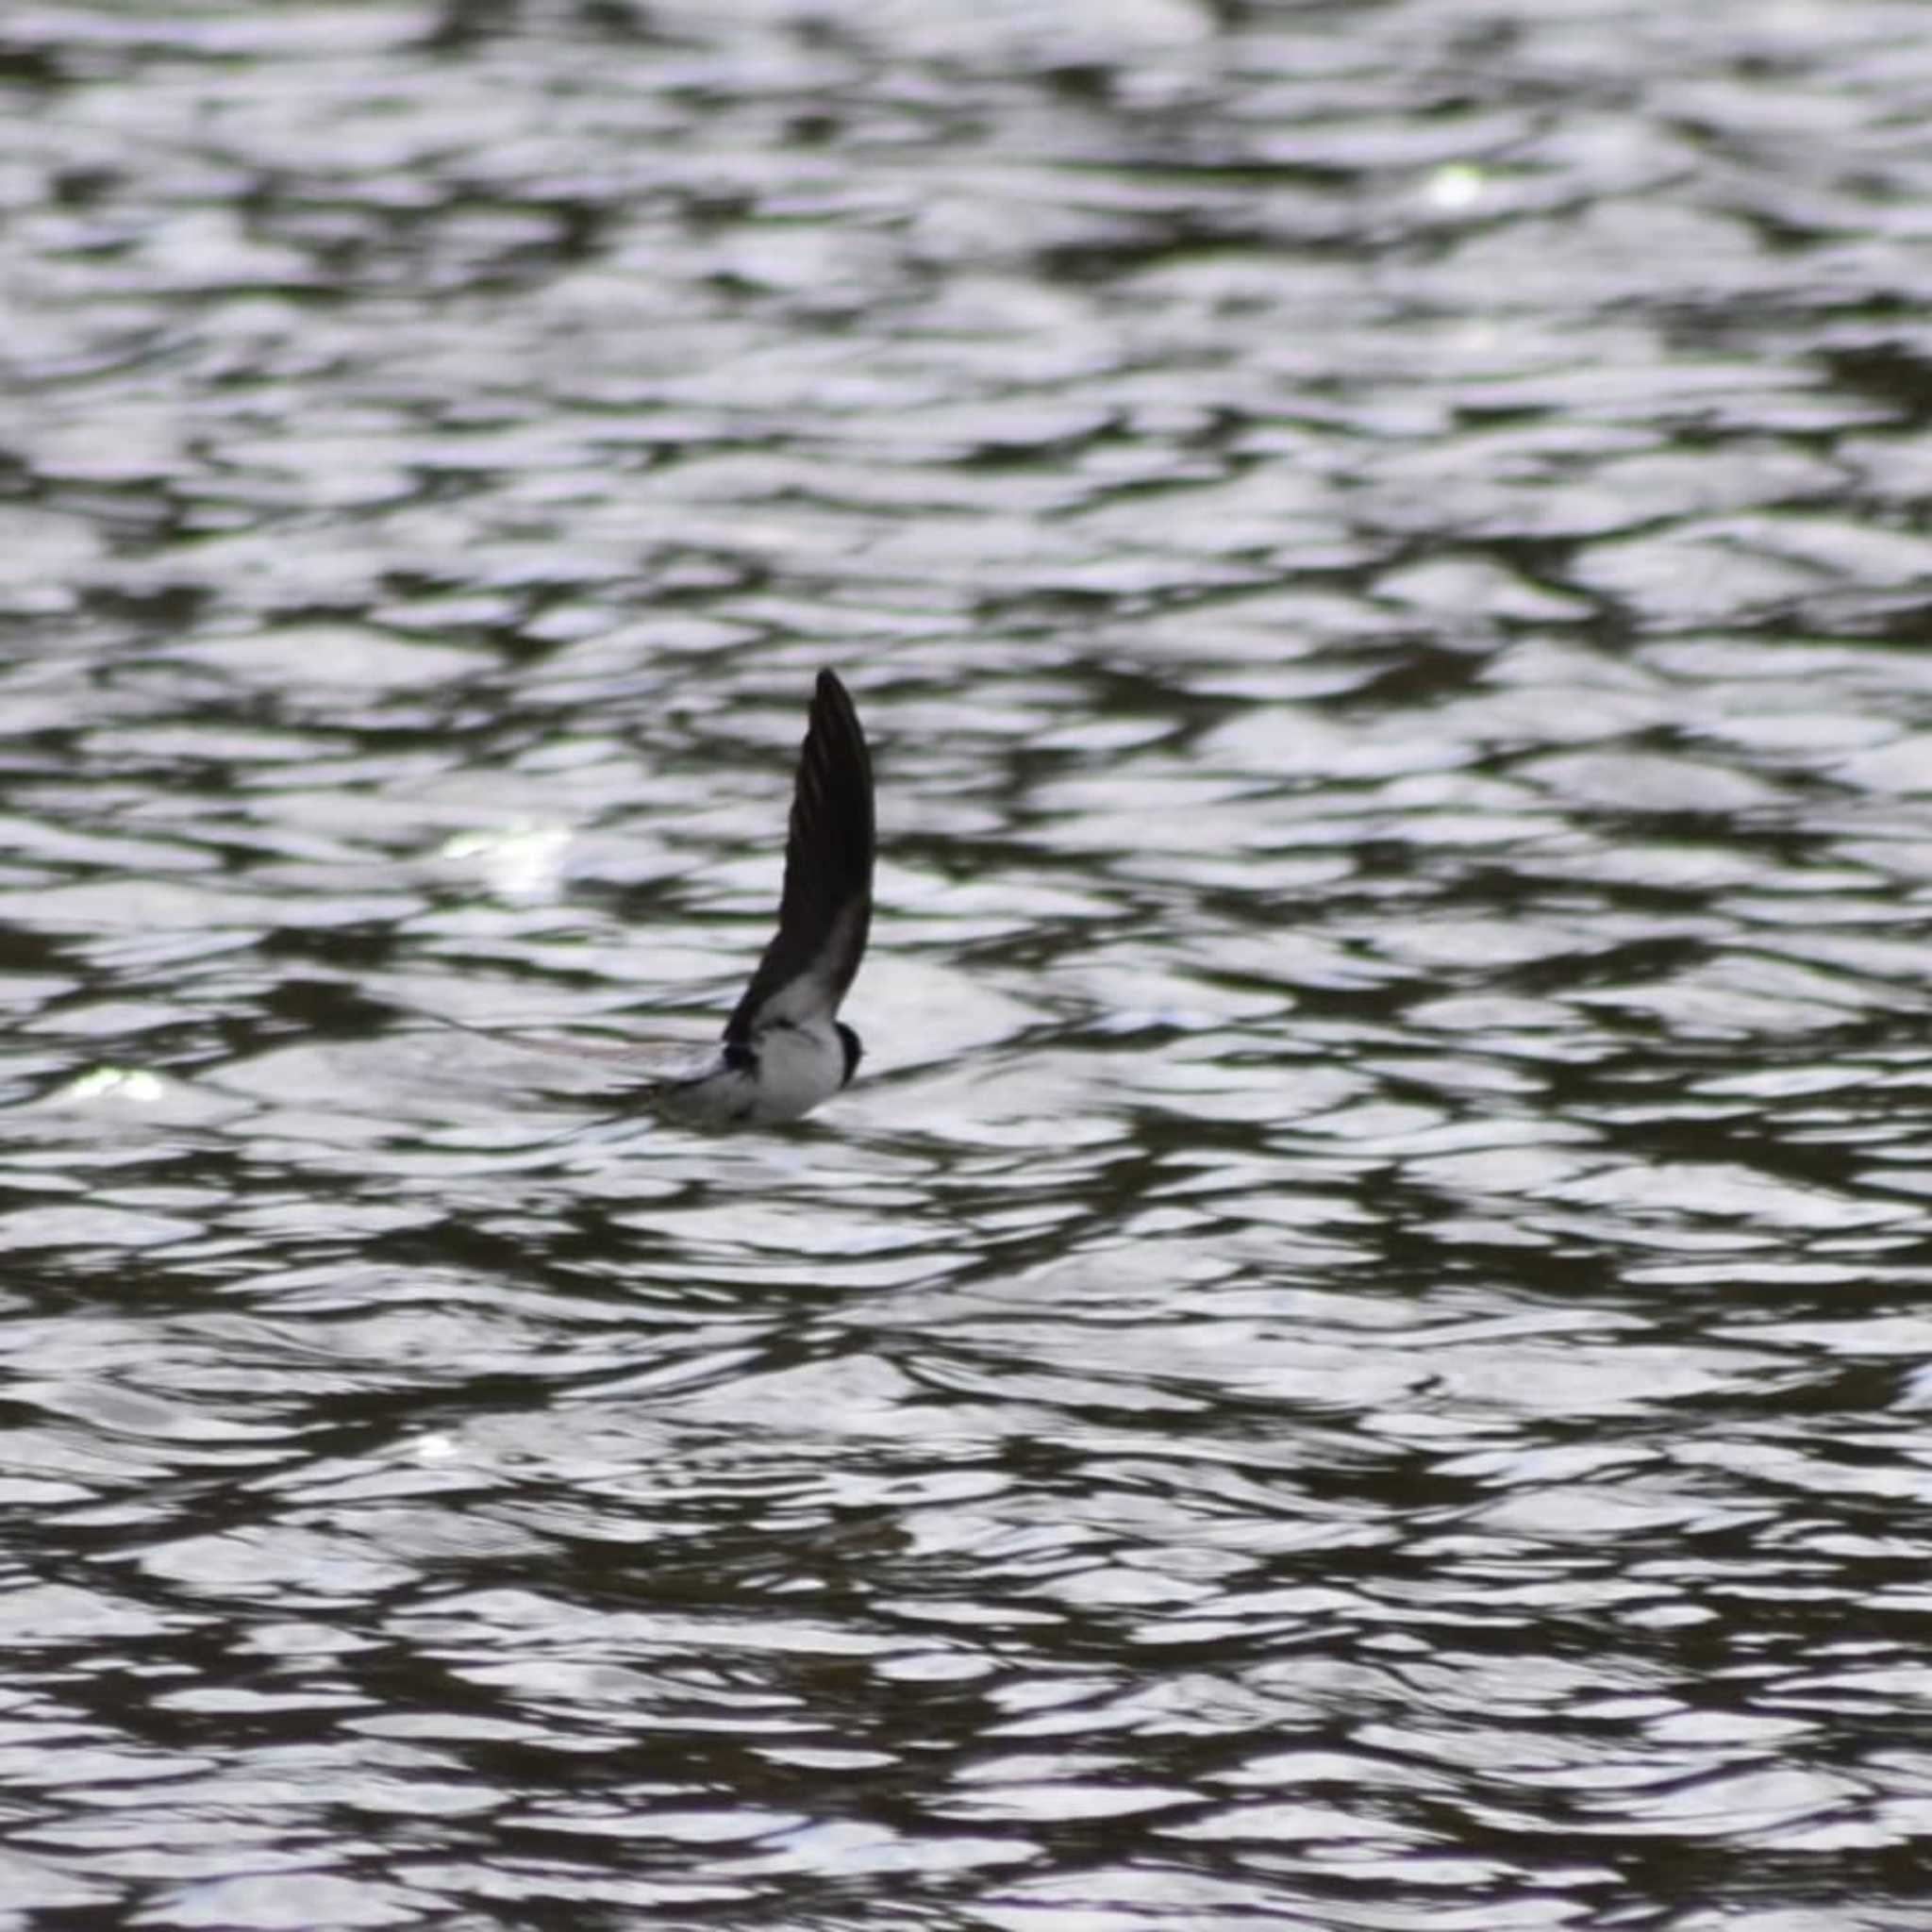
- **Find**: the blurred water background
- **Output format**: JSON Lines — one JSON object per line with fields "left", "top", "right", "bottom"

{"left": 4, "top": 1, "right": 1932, "bottom": 1926}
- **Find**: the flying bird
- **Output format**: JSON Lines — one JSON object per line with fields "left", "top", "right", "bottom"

{"left": 622, "top": 669, "right": 874, "bottom": 1130}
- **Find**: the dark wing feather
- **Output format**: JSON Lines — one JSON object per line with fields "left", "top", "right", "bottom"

{"left": 724, "top": 669, "right": 874, "bottom": 1043}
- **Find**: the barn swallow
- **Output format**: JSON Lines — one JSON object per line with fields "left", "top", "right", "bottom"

{"left": 638, "top": 669, "right": 874, "bottom": 1129}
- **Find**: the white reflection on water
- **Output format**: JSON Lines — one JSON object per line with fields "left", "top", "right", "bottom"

{"left": 3, "top": 1, "right": 1932, "bottom": 1927}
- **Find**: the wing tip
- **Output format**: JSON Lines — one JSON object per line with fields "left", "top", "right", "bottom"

{"left": 813, "top": 666, "right": 858, "bottom": 729}
{"left": 808, "top": 668, "right": 872, "bottom": 795}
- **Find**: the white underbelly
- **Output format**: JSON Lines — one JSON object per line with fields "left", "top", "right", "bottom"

{"left": 653, "top": 1024, "right": 844, "bottom": 1130}
{"left": 743, "top": 1024, "right": 844, "bottom": 1123}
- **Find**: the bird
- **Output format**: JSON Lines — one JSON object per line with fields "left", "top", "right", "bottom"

{"left": 614, "top": 668, "right": 874, "bottom": 1130}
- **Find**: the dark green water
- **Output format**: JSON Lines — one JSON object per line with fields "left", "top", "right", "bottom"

{"left": 4, "top": 3, "right": 1932, "bottom": 1927}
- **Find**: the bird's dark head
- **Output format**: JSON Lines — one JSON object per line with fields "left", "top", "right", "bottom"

{"left": 835, "top": 1022, "right": 863, "bottom": 1088}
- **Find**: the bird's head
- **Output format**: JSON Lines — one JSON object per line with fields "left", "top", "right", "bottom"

{"left": 835, "top": 1022, "right": 863, "bottom": 1088}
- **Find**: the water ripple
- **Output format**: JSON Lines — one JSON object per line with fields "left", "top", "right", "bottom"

{"left": 5, "top": 1, "right": 1932, "bottom": 1926}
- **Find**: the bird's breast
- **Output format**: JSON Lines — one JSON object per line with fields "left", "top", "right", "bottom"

{"left": 741, "top": 1021, "right": 845, "bottom": 1124}
{"left": 652, "top": 1023, "right": 844, "bottom": 1130}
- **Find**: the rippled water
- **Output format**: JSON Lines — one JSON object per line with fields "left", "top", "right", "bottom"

{"left": 7, "top": 2, "right": 1932, "bottom": 1926}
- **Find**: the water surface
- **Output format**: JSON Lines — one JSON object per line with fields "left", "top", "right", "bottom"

{"left": 5, "top": 2, "right": 1932, "bottom": 1927}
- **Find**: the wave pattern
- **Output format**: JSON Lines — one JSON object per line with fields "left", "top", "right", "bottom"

{"left": 3, "top": 1, "right": 1932, "bottom": 1926}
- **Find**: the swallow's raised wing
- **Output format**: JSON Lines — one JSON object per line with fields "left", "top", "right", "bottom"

{"left": 724, "top": 668, "right": 874, "bottom": 1046}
